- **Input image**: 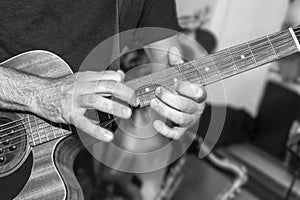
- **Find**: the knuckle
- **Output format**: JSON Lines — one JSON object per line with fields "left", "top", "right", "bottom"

{"left": 87, "top": 94, "right": 97, "bottom": 104}
{"left": 102, "top": 80, "right": 118, "bottom": 90}
{"left": 100, "top": 101, "right": 110, "bottom": 111}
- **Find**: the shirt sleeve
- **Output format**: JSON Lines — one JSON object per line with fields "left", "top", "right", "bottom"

{"left": 138, "top": 0, "right": 180, "bottom": 31}
{"left": 120, "top": 0, "right": 181, "bottom": 49}
{"left": 134, "top": 0, "right": 181, "bottom": 46}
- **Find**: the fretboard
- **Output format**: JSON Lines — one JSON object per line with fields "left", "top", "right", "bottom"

{"left": 126, "top": 26, "right": 300, "bottom": 107}
{"left": 23, "top": 115, "right": 72, "bottom": 146}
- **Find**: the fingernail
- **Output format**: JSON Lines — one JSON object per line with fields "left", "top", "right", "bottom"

{"left": 122, "top": 108, "right": 132, "bottom": 117}
{"left": 150, "top": 99, "right": 158, "bottom": 108}
{"left": 153, "top": 121, "right": 161, "bottom": 131}
{"left": 104, "top": 132, "right": 114, "bottom": 142}
{"left": 155, "top": 87, "right": 161, "bottom": 95}
{"left": 196, "top": 87, "right": 204, "bottom": 99}
{"left": 117, "top": 70, "right": 125, "bottom": 82}
{"left": 135, "top": 96, "right": 140, "bottom": 106}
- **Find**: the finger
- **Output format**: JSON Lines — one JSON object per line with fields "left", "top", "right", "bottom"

{"left": 76, "top": 71, "right": 123, "bottom": 82}
{"left": 72, "top": 114, "right": 114, "bottom": 142}
{"left": 153, "top": 120, "right": 186, "bottom": 140}
{"left": 96, "top": 80, "right": 139, "bottom": 106}
{"left": 117, "top": 70, "right": 125, "bottom": 82}
{"left": 175, "top": 81, "right": 206, "bottom": 103}
{"left": 155, "top": 87, "right": 198, "bottom": 114}
{"left": 168, "top": 47, "right": 184, "bottom": 66}
{"left": 150, "top": 98, "right": 194, "bottom": 126}
{"left": 78, "top": 94, "right": 132, "bottom": 119}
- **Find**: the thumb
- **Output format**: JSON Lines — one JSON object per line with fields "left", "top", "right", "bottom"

{"left": 168, "top": 47, "right": 184, "bottom": 66}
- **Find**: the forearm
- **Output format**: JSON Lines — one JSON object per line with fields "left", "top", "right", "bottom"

{"left": 0, "top": 65, "right": 45, "bottom": 112}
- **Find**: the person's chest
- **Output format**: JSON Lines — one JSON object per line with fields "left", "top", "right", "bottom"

{"left": 0, "top": 0, "right": 117, "bottom": 72}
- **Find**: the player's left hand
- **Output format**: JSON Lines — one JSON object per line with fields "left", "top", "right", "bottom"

{"left": 150, "top": 47, "right": 206, "bottom": 140}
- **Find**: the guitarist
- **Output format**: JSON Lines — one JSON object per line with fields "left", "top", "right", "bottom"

{"left": 0, "top": 0, "right": 206, "bottom": 194}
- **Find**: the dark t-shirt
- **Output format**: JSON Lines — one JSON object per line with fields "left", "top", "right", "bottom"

{"left": 0, "top": 0, "right": 180, "bottom": 72}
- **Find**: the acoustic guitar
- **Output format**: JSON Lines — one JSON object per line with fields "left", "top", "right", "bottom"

{"left": 0, "top": 26, "right": 299, "bottom": 200}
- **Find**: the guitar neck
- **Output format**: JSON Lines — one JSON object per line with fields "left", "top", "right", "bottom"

{"left": 126, "top": 25, "right": 300, "bottom": 107}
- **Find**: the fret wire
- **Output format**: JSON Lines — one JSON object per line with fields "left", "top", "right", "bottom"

{"left": 27, "top": 114, "right": 35, "bottom": 146}
{"left": 267, "top": 35, "right": 280, "bottom": 59}
{"left": 228, "top": 48, "right": 238, "bottom": 72}
{"left": 50, "top": 122, "right": 56, "bottom": 139}
{"left": 2, "top": 116, "right": 72, "bottom": 147}
{"left": 59, "top": 122, "right": 64, "bottom": 137}
{"left": 193, "top": 62, "right": 204, "bottom": 84}
{"left": 38, "top": 118, "right": 46, "bottom": 143}
{"left": 34, "top": 116, "right": 42, "bottom": 144}
{"left": 44, "top": 120, "right": 49, "bottom": 142}
{"left": 247, "top": 42, "right": 258, "bottom": 66}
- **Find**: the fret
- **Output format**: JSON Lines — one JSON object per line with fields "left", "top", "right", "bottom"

{"left": 27, "top": 115, "right": 35, "bottom": 146}
{"left": 59, "top": 123, "right": 64, "bottom": 138}
{"left": 187, "top": 61, "right": 205, "bottom": 84}
{"left": 43, "top": 121, "right": 49, "bottom": 142}
{"left": 45, "top": 123, "right": 54, "bottom": 141}
{"left": 38, "top": 119, "right": 47, "bottom": 143}
{"left": 247, "top": 42, "right": 258, "bottom": 66}
{"left": 230, "top": 43, "right": 256, "bottom": 72}
{"left": 248, "top": 36, "right": 277, "bottom": 65}
{"left": 269, "top": 30, "right": 297, "bottom": 58}
{"left": 212, "top": 49, "right": 235, "bottom": 78}
{"left": 31, "top": 117, "right": 39, "bottom": 145}
{"left": 228, "top": 48, "right": 238, "bottom": 72}
{"left": 267, "top": 35, "right": 279, "bottom": 59}
{"left": 51, "top": 122, "right": 56, "bottom": 139}
{"left": 198, "top": 55, "right": 222, "bottom": 85}
{"left": 33, "top": 116, "right": 42, "bottom": 145}
{"left": 179, "top": 63, "right": 201, "bottom": 84}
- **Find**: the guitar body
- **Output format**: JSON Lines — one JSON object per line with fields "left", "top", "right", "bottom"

{"left": 0, "top": 51, "right": 84, "bottom": 200}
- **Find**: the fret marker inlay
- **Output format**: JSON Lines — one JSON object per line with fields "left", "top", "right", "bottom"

{"left": 205, "top": 67, "right": 210, "bottom": 72}
{"left": 241, "top": 55, "right": 246, "bottom": 59}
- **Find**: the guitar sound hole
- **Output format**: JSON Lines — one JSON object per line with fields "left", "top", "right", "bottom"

{"left": 0, "top": 114, "right": 28, "bottom": 176}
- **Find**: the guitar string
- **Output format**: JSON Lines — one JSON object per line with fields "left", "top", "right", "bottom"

{"left": 0, "top": 116, "right": 51, "bottom": 139}
{"left": 0, "top": 116, "right": 121, "bottom": 158}
{"left": 0, "top": 120, "right": 63, "bottom": 146}
{"left": 0, "top": 33, "right": 295, "bottom": 144}
{"left": 125, "top": 33, "right": 294, "bottom": 90}
{"left": 0, "top": 117, "right": 28, "bottom": 128}
{"left": 128, "top": 33, "right": 291, "bottom": 89}
{"left": 0, "top": 113, "right": 121, "bottom": 153}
